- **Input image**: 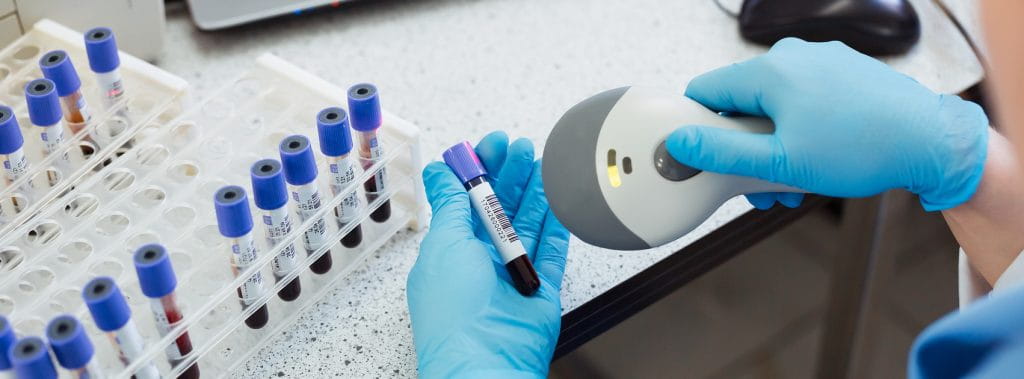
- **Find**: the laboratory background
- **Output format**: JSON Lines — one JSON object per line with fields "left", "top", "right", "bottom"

{"left": 0, "top": 0, "right": 1003, "bottom": 378}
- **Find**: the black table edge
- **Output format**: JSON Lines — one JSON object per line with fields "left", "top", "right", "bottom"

{"left": 554, "top": 195, "right": 829, "bottom": 359}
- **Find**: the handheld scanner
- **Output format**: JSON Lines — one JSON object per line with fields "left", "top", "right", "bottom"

{"left": 542, "top": 86, "right": 799, "bottom": 250}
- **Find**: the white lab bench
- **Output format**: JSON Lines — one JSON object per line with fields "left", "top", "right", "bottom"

{"left": 153, "top": 0, "right": 982, "bottom": 376}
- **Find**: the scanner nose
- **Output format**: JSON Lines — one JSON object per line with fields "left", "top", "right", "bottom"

{"left": 654, "top": 140, "right": 701, "bottom": 181}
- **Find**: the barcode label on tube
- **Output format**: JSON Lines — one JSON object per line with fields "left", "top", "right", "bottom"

{"left": 468, "top": 181, "right": 528, "bottom": 264}
{"left": 484, "top": 194, "right": 518, "bottom": 243}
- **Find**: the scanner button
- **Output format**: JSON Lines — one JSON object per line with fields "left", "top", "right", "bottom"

{"left": 654, "top": 140, "right": 701, "bottom": 181}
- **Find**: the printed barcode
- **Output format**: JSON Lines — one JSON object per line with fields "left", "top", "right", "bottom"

{"left": 484, "top": 194, "right": 519, "bottom": 243}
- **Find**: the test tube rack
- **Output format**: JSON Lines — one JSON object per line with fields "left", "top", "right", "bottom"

{"left": 0, "top": 19, "right": 189, "bottom": 233}
{"left": 0, "top": 33, "right": 426, "bottom": 379}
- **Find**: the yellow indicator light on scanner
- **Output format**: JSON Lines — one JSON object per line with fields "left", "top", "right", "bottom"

{"left": 607, "top": 165, "right": 622, "bottom": 188}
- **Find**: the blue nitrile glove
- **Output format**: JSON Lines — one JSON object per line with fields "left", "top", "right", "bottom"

{"left": 407, "top": 131, "right": 571, "bottom": 378}
{"left": 909, "top": 285, "right": 1024, "bottom": 378}
{"left": 667, "top": 38, "right": 989, "bottom": 211}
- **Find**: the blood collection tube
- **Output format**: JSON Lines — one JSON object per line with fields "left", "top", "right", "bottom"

{"left": 348, "top": 83, "right": 391, "bottom": 223}
{"left": 45, "top": 315, "right": 101, "bottom": 378}
{"left": 251, "top": 159, "right": 303, "bottom": 301}
{"left": 8, "top": 337, "right": 56, "bottom": 379}
{"left": 315, "top": 107, "right": 363, "bottom": 248}
{"left": 443, "top": 141, "right": 541, "bottom": 296}
{"left": 214, "top": 185, "right": 271, "bottom": 329}
{"left": 279, "top": 135, "right": 334, "bottom": 274}
{"left": 83, "top": 277, "right": 160, "bottom": 379}
{"left": 134, "top": 244, "right": 201, "bottom": 378}
{"left": 84, "top": 27, "right": 126, "bottom": 112}
{"left": 25, "top": 79, "right": 72, "bottom": 179}
{"left": 0, "top": 106, "right": 31, "bottom": 217}
{"left": 1, "top": 315, "right": 15, "bottom": 377}
{"left": 39, "top": 51, "right": 92, "bottom": 141}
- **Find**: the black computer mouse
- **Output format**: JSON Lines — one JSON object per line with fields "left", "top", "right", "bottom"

{"left": 738, "top": 0, "right": 921, "bottom": 55}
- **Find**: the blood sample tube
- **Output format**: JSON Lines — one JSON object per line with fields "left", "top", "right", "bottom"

{"left": 84, "top": 27, "right": 126, "bottom": 112}
{"left": 315, "top": 107, "right": 362, "bottom": 248}
{"left": 0, "top": 315, "right": 15, "bottom": 377}
{"left": 443, "top": 141, "right": 541, "bottom": 296}
{"left": 251, "top": 159, "right": 303, "bottom": 301}
{"left": 25, "top": 79, "right": 72, "bottom": 181}
{"left": 279, "top": 135, "right": 333, "bottom": 274}
{"left": 348, "top": 83, "right": 391, "bottom": 223}
{"left": 0, "top": 106, "right": 31, "bottom": 217}
{"left": 8, "top": 337, "right": 56, "bottom": 379}
{"left": 39, "top": 51, "right": 92, "bottom": 141}
{"left": 214, "top": 185, "right": 271, "bottom": 329}
{"left": 45, "top": 315, "right": 101, "bottom": 378}
{"left": 133, "top": 244, "right": 200, "bottom": 378}
{"left": 82, "top": 277, "right": 160, "bottom": 379}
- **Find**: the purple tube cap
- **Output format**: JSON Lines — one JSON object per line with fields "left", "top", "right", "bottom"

{"left": 442, "top": 141, "right": 488, "bottom": 184}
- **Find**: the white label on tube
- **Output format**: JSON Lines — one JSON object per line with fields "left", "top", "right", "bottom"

{"left": 230, "top": 232, "right": 266, "bottom": 305}
{"left": 363, "top": 135, "right": 388, "bottom": 195}
{"left": 97, "top": 70, "right": 125, "bottom": 109}
{"left": 291, "top": 182, "right": 328, "bottom": 251}
{"left": 328, "top": 156, "right": 359, "bottom": 223}
{"left": 467, "top": 181, "right": 526, "bottom": 264}
{"left": 148, "top": 297, "right": 183, "bottom": 360}
{"left": 40, "top": 124, "right": 70, "bottom": 164}
{"left": 263, "top": 206, "right": 300, "bottom": 276}
{"left": 110, "top": 320, "right": 160, "bottom": 379}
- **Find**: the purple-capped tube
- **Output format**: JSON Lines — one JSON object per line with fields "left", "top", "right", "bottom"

{"left": 214, "top": 185, "right": 270, "bottom": 329}
{"left": 25, "top": 79, "right": 72, "bottom": 173}
{"left": 0, "top": 315, "right": 14, "bottom": 375}
{"left": 0, "top": 106, "right": 30, "bottom": 187}
{"left": 250, "top": 159, "right": 302, "bottom": 301}
{"left": 82, "top": 277, "right": 159, "bottom": 379}
{"left": 133, "top": 244, "right": 200, "bottom": 379}
{"left": 8, "top": 336, "right": 56, "bottom": 379}
{"left": 348, "top": 83, "right": 391, "bottom": 223}
{"left": 46, "top": 315, "right": 101, "bottom": 378}
{"left": 443, "top": 141, "right": 541, "bottom": 296}
{"left": 315, "top": 107, "right": 363, "bottom": 248}
{"left": 39, "top": 50, "right": 92, "bottom": 142}
{"left": 279, "top": 135, "right": 333, "bottom": 274}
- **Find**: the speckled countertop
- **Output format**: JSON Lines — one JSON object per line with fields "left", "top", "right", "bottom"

{"left": 153, "top": 0, "right": 982, "bottom": 376}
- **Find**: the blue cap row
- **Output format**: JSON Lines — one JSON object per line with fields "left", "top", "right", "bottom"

{"left": 215, "top": 185, "right": 254, "bottom": 238}
{"left": 0, "top": 105, "right": 23, "bottom": 154}
{"left": 84, "top": 27, "right": 120, "bottom": 74}
{"left": 251, "top": 159, "right": 288, "bottom": 210}
{"left": 46, "top": 315, "right": 94, "bottom": 370}
{"left": 83, "top": 276, "right": 130, "bottom": 332}
{"left": 134, "top": 243, "right": 177, "bottom": 298}
{"left": 8, "top": 337, "right": 57, "bottom": 379}
{"left": 316, "top": 107, "right": 354, "bottom": 157}
{"left": 39, "top": 50, "right": 81, "bottom": 97}
{"left": 25, "top": 79, "right": 62, "bottom": 127}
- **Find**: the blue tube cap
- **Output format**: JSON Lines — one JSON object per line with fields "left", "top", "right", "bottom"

{"left": 251, "top": 159, "right": 289, "bottom": 210}
{"left": 279, "top": 135, "right": 318, "bottom": 185}
{"left": 443, "top": 141, "right": 488, "bottom": 184}
{"left": 82, "top": 277, "right": 131, "bottom": 332}
{"left": 25, "top": 79, "right": 62, "bottom": 127}
{"left": 214, "top": 185, "right": 254, "bottom": 238}
{"left": 84, "top": 27, "right": 120, "bottom": 73}
{"left": 9, "top": 337, "right": 57, "bottom": 379}
{"left": 347, "top": 83, "right": 382, "bottom": 132}
{"left": 134, "top": 244, "right": 177, "bottom": 298}
{"left": 46, "top": 315, "right": 94, "bottom": 370}
{"left": 316, "top": 107, "right": 354, "bottom": 157}
{"left": 0, "top": 315, "right": 14, "bottom": 370}
{"left": 0, "top": 105, "right": 23, "bottom": 154}
{"left": 39, "top": 51, "right": 81, "bottom": 96}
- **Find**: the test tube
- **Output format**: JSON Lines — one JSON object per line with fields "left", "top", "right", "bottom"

{"left": 279, "top": 135, "right": 334, "bottom": 274}
{"left": 133, "top": 244, "right": 200, "bottom": 378}
{"left": 348, "top": 83, "right": 391, "bottom": 223}
{"left": 39, "top": 51, "right": 92, "bottom": 141}
{"left": 315, "top": 107, "right": 363, "bottom": 248}
{"left": 45, "top": 315, "right": 101, "bottom": 378}
{"left": 443, "top": 141, "right": 541, "bottom": 296}
{"left": 84, "top": 27, "right": 126, "bottom": 112}
{"left": 0, "top": 106, "right": 31, "bottom": 217}
{"left": 83, "top": 277, "right": 160, "bottom": 379}
{"left": 26, "top": 79, "right": 71, "bottom": 187}
{"left": 8, "top": 337, "right": 57, "bottom": 379}
{"left": 1, "top": 315, "right": 15, "bottom": 377}
{"left": 214, "top": 185, "right": 271, "bottom": 329}
{"left": 251, "top": 159, "right": 303, "bottom": 301}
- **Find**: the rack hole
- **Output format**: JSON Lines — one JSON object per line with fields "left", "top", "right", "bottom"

{"left": 64, "top": 194, "right": 100, "bottom": 218}
{"left": 96, "top": 213, "right": 130, "bottom": 236}
{"left": 167, "top": 162, "right": 200, "bottom": 182}
{"left": 171, "top": 251, "right": 192, "bottom": 271}
{"left": 89, "top": 259, "right": 123, "bottom": 278}
{"left": 15, "top": 319, "right": 43, "bottom": 335}
{"left": 25, "top": 221, "right": 62, "bottom": 246}
{"left": 135, "top": 145, "right": 170, "bottom": 166}
{"left": 102, "top": 169, "right": 136, "bottom": 191}
{"left": 126, "top": 232, "right": 159, "bottom": 253}
{"left": 20, "top": 269, "right": 55, "bottom": 293}
{"left": 95, "top": 118, "right": 130, "bottom": 141}
{"left": 164, "top": 206, "right": 196, "bottom": 228}
{"left": 169, "top": 122, "right": 198, "bottom": 148}
{"left": 58, "top": 240, "right": 92, "bottom": 264}
{"left": 0, "top": 247, "right": 24, "bottom": 272}
{"left": 12, "top": 46, "right": 39, "bottom": 60}
{"left": 195, "top": 225, "right": 223, "bottom": 247}
{"left": 0, "top": 296, "right": 14, "bottom": 314}
{"left": 0, "top": 193, "right": 28, "bottom": 216}
{"left": 132, "top": 186, "right": 166, "bottom": 208}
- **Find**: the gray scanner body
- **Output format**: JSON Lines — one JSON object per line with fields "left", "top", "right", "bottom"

{"left": 542, "top": 86, "right": 798, "bottom": 250}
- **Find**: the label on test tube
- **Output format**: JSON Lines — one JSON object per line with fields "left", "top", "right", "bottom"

{"left": 108, "top": 319, "right": 159, "bottom": 378}
{"left": 468, "top": 182, "right": 525, "bottom": 264}
{"left": 96, "top": 70, "right": 125, "bottom": 109}
{"left": 328, "top": 156, "right": 359, "bottom": 223}
{"left": 40, "top": 124, "right": 71, "bottom": 165}
{"left": 148, "top": 298, "right": 183, "bottom": 360}
{"left": 361, "top": 133, "right": 388, "bottom": 196}
{"left": 230, "top": 232, "right": 266, "bottom": 305}
{"left": 263, "top": 206, "right": 300, "bottom": 276}
{"left": 291, "top": 183, "right": 329, "bottom": 251}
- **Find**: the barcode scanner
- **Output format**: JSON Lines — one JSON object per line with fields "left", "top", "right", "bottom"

{"left": 542, "top": 86, "right": 800, "bottom": 250}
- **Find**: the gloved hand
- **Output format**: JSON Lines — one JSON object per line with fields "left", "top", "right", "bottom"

{"left": 909, "top": 285, "right": 1024, "bottom": 378}
{"left": 667, "top": 38, "right": 990, "bottom": 211}
{"left": 408, "top": 131, "right": 571, "bottom": 378}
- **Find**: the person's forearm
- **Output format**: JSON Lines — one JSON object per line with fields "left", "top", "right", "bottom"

{"left": 942, "top": 128, "right": 1024, "bottom": 284}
